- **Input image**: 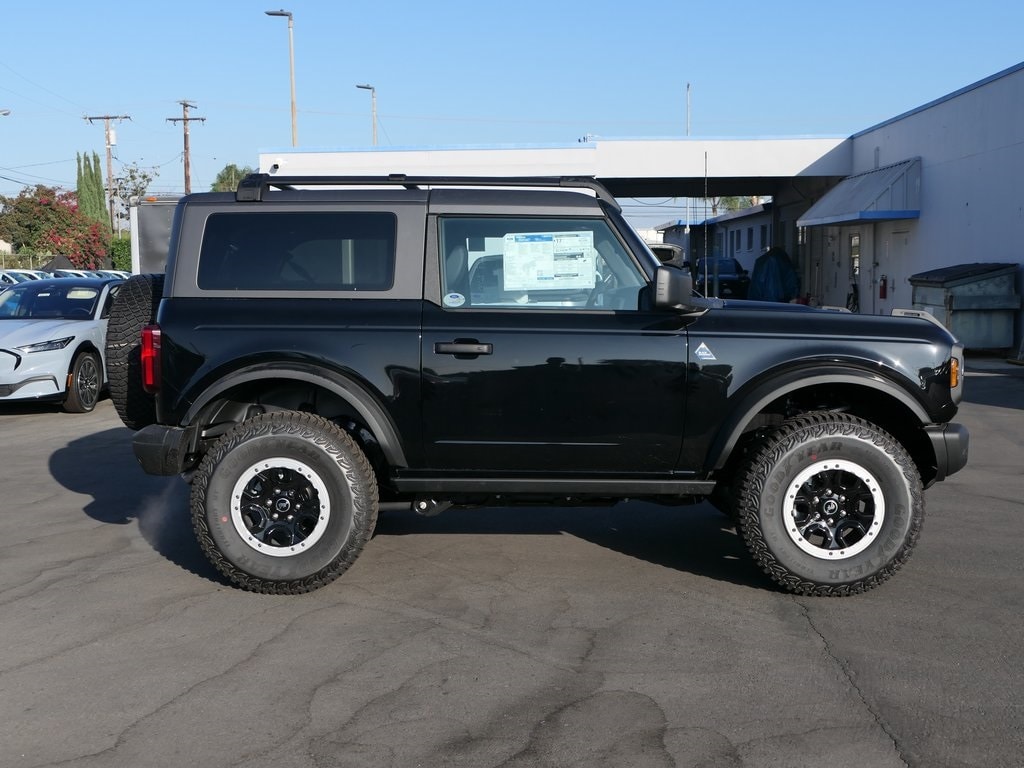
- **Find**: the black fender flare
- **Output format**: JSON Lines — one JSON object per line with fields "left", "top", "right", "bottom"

{"left": 705, "top": 366, "right": 932, "bottom": 473}
{"left": 181, "top": 362, "right": 409, "bottom": 467}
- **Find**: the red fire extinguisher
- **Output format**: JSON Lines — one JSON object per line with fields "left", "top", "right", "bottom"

{"left": 879, "top": 274, "right": 888, "bottom": 299}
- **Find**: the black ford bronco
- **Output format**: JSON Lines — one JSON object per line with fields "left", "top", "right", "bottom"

{"left": 106, "top": 174, "right": 969, "bottom": 595}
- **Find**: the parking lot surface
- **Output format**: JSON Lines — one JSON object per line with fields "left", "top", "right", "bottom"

{"left": 1, "top": 359, "right": 1022, "bottom": 768}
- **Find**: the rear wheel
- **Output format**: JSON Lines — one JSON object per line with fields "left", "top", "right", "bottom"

{"left": 105, "top": 273, "right": 164, "bottom": 429}
{"left": 190, "top": 412, "right": 379, "bottom": 594}
{"left": 737, "top": 412, "right": 923, "bottom": 596}
{"left": 63, "top": 351, "right": 102, "bottom": 413}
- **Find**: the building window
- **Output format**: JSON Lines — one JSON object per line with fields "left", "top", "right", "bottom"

{"left": 760, "top": 225, "right": 767, "bottom": 251}
{"left": 746, "top": 227, "right": 753, "bottom": 251}
{"left": 849, "top": 234, "right": 860, "bottom": 279}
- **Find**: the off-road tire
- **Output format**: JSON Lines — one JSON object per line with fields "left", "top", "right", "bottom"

{"left": 737, "top": 411, "right": 923, "bottom": 596}
{"left": 190, "top": 411, "right": 379, "bottom": 594}
{"left": 105, "top": 273, "right": 164, "bottom": 430}
{"left": 63, "top": 351, "right": 102, "bottom": 413}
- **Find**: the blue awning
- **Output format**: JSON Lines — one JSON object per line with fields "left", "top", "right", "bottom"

{"left": 797, "top": 158, "right": 921, "bottom": 227}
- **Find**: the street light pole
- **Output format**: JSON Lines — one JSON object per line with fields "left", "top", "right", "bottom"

{"left": 355, "top": 84, "right": 377, "bottom": 146}
{"left": 265, "top": 9, "right": 297, "bottom": 146}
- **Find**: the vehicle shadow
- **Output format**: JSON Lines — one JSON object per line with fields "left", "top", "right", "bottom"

{"left": 0, "top": 392, "right": 112, "bottom": 416}
{"left": 374, "top": 501, "right": 772, "bottom": 592}
{"left": 48, "top": 426, "right": 225, "bottom": 585}
{"left": 47, "top": 425, "right": 769, "bottom": 592}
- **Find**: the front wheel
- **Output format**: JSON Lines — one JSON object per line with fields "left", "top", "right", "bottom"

{"left": 737, "top": 412, "right": 923, "bottom": 596}
{"left": 63, "top": 351, "right": 102, "bottom": 413}
{"left": 191, "top": 412, "right": 379, "bottom": 594}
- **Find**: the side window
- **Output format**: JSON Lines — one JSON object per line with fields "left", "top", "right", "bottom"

{"left": 439, "top": 216, "right": 645, "bottom": 310}
{"left": 197, "top": 211, "right": 396, "bottom": 291}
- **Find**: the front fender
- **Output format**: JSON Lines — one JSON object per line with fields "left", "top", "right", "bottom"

{"left": 704, "top": 365, "right": 932, "bottom": 473}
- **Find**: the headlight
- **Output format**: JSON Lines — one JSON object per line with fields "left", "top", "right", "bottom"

{"left": 15, "top": 336, "right": 75, "bottom": 353}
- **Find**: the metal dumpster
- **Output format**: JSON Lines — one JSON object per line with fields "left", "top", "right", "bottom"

{"left": 909, "top": 263, "right": 1021, "bottom": 349}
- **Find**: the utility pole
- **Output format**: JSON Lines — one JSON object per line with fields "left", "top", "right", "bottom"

{"left": 167, "top": 100, "right": 206, "bottom": 194}
{"left": 83, "top": 114, "right": 131, "bottom": 230}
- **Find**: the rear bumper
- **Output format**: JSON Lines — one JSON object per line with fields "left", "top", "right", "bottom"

{"left": 132, "top": 423, "right": 195, "bottom": 476}
{"left": 925, "top": 422, "right": 969, "bottom": 484}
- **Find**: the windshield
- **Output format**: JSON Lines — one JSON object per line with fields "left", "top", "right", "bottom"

{"left": 0, "top": 282, "right": 101, "bottom": 319}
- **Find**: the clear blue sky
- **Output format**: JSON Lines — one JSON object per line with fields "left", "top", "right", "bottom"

{"left": 2, "top": 0, "right": 1022, "bottom": 226}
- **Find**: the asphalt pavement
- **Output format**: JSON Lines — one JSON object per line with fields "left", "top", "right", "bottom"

{"left": 0, "top": 358, "right": 1021, "bottom": 768}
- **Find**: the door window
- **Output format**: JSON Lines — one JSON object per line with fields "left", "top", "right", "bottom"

{"left": 439, "top": 217, "right": 645, "bottom": 310}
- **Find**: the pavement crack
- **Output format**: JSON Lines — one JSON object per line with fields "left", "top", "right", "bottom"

{"left": 793, "top": 597, "right": 910, "bottom": 767}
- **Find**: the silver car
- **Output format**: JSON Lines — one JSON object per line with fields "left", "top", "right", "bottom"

{"left": 0, "top": 278, "right": 120, "bottom": 412}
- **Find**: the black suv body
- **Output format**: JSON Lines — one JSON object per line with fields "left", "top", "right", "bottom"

{"left": 111, "top": 175, "right": 968, "bottom": 595}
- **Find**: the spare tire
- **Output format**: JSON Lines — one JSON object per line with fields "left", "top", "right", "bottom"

{"left": 106, "top": 273, "right": 164, "bottom": 430}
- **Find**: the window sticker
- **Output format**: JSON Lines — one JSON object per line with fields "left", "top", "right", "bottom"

{"left": 502, "top": 231, "right": 596, "bottom": 291}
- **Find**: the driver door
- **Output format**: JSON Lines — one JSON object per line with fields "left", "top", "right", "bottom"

{"left": 420, "top": 214, "right": 689, "bottom": 476}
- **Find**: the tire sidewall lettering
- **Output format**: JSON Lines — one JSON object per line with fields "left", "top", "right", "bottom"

{"left": 201, "top": 425, "right": 357, "bottom": 580}
{"left": 740, "top": 415, "right": 923, "bottom": 593}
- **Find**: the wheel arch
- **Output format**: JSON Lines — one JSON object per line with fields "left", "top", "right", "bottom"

{"left": 706, "top": 366, "right": 938, "bottom": 483}
{"left": 67, "top": 340, "right": 103, "bottom": 378}
{"left": 183, "top": 362, "right": 409, "bottom": 468}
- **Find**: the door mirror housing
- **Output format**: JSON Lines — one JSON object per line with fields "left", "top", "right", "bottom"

{"left": 654, "top": 265, "right": 697, "bottom": 311}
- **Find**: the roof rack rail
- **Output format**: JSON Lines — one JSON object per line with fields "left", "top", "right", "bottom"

{"left": 234, "top": 173, "right": 620, "bottom": 210}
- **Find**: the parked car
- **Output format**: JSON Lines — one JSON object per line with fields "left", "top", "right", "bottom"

{"left": 0, "top": 277, "right": 120, "bottom": 412}
{"left": 0, "top": 270, "right": 31, "bottom": 286}
{"left": 645, "top": 242, "right": 690, "bottom": 271}
{"left": 107, "top": 173, "right": 967, "bottom": 596}
{"left": 51, "top": 269, "right": 92, "bottom": 279}
{"left": 694, "top": 257, "right": 750, "bottom": 298}
{"left": 6, "top": 269, "right": 51, "bottom": 281}
{"left": 95, "top": 270, "right": 130, "bottom": 280}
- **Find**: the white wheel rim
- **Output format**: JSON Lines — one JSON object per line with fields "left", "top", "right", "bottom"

{"left": 783, "top": 458, "right": 885, "bottom": 560}
{"left": 230, "top": 457, "right": 330, "bottom": 557}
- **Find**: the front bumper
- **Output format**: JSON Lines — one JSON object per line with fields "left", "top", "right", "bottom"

{"left": 132, "top": 423, "right": 196, "bottom": 476}
{"left": 925, "top": 422, "right": 969, "bottom": 484}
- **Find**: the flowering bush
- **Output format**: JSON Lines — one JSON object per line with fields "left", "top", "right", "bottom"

{"left": 0, "top": 185, "right": 111, "bottom": 268}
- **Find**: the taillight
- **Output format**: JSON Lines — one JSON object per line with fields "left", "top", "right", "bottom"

{"left": 141, "top": 325, "right": 162, "bottom": 394}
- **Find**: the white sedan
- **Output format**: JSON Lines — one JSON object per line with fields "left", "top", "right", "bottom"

{"left": 0, "top": 278, "right": 121, "bottom": 412}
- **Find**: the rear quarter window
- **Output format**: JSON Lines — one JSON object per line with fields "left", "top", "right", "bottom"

{"left": 197, "top": 211, "right": 396, "bottom": 291}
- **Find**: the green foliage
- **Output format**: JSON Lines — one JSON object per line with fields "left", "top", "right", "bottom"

{"left": 112, "top": 162, "right": 159, "bottom": 227}
{"left": 0, "top": 184, "right": 111, "bottom": 269}
{"left": 211, "top": 163, "right": 254, "bottom": 192}
{"left": 109, "top": 233, "right": 132, "bottom": 271}
{"left": 720, "top": 196, "right": 753, "bottom": 212}
{"left": 76, "top": 151, "right": 109, "bottom": 229}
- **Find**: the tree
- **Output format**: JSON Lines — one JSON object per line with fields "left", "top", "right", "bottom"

{"left": 76, "top": 151, "right": 108, "bottom": 229}
{"left": 211, "top": 163, "right": 254, "bottom": 192}
{"left": 0, "top": 185, "right": 110, "bottom": 269}
{"left": 109, "top": 233, "right": 132, "bottom": 271}
{"left": 111, "top": 162, "right": 159, "bottom": 229}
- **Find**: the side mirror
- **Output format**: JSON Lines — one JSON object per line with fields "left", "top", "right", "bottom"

{"left": 654, "top": 265, "right": 696, "bottom": 311}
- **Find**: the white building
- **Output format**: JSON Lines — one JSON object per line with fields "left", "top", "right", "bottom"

{"left": 259, "top": 62, "right": 1024, "bottom": 349}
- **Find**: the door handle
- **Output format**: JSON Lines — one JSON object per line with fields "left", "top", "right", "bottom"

{"left": 435, "top": 341, "right": 493, "bottom": 356}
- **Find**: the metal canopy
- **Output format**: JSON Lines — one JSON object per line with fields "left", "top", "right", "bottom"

{"left": 797, "top": 158, "right": 921, "bottom": 227}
